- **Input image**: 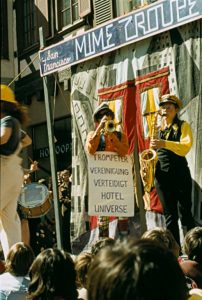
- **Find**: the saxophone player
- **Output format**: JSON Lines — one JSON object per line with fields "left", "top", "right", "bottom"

{"left": 150, "top": 94, "right": 195, "bottom": 247}
{"left": 86, "top": 102, "right": 129, "bottom": 238}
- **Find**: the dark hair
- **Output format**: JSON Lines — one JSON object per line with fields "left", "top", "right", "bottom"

{"left": 141, "top": 227, "right": 180, "bottom": 257}
{"left": 5, "top": 242, "right": 34, "bottom": 276}
{"left": 75, "top": 252, "right": 92, "bottom": 288}
{"left": 0, "top": 101, "right": 29, "bottom": 126}
{"left": 28, "top": 248, "right": 78, "bottom": 300}
{"left": 88, "top": 239, "right": 188, "bottom": 300}
{"left": 183, "top": 227, "right": 202, "bottom": 264}
{"left": 91, "top": 237, "right": 115, "bottom": 256}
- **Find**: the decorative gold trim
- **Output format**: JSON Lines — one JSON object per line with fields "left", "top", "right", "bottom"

{"left": 135, "top": 71, "right": 169, "bottom": 85}
{"left": 98, "top": 82, "right": 134, "bottom": 96}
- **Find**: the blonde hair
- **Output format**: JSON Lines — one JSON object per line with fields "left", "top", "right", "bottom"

{"left": 142, "top": 227, "right": 180, "bottom": 257}
{"left": 75, "top": 252, "right": 92, "bottom": 288}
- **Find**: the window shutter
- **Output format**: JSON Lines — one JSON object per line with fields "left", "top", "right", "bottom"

{"left": 1, "top": 0, "right": 8, "bottom": 59}
{"left": 15, "top": 0, "right": 24, "bottom": 53}
{"left": 35, "top": 0, "right": 49, "bottom": 37}
{"left": 78, "top": 0, "right": 91, "bottom": 18}
{"left": 93, "top": 0, "right": 113, "bottom": 26}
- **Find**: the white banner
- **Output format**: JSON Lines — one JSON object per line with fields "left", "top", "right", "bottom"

{"left": 87, "top": 151, "right": 134, "bottom": 217}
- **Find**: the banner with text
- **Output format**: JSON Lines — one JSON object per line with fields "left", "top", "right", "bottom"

{"left": 39, "top": 0, "right": 202, "bottom": 76}
{"left": 88, "top": 151, "right": 134, "bottom": 217}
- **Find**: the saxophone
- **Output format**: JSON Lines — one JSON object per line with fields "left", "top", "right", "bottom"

{"left": 139, "top": 112, "right": 159, "bottom": 193}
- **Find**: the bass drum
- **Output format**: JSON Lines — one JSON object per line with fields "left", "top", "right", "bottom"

{"left": 18, "top": 183, "right": 51, "bottom": 218}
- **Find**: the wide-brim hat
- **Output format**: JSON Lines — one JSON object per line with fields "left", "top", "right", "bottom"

{"left": 93, "top": 102, "right": 112, "bottom": 121}
{"left": 159, "top": 94, "right": 183, "bottom": 109}
{"left": 0, "top": 84, "right": 17, "bottom": 104}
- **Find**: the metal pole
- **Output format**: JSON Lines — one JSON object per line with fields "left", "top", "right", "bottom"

{"left": 134, "top": 142, "right": 147, "bottom": 234}
{"left": 39, "top": 27, "right": 63, "bottom": 249}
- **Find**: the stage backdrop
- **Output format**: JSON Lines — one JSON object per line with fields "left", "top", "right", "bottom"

{"left": 70, "top": 20, "right": 202, "bottom": 253}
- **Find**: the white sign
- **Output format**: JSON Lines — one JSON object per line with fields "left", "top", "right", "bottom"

{"left": 87, "top": 151, "right": 134, "bottom": 217}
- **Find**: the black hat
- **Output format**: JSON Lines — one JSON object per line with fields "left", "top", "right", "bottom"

{"left": 93, "top": 102, "right": 113, "bottom": 121}
{"left": 159, "top": 94, "right": 183, "bottom": 109}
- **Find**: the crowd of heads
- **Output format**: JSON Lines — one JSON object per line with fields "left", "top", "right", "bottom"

{"left": 0, "top": 226, "right": 202, "bottom": 300}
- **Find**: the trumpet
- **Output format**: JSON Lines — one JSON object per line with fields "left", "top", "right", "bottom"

{"left": 105, "top": 120, "right": 117, "bottom": 133}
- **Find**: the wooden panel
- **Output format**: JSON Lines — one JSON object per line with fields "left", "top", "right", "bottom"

{"left": 78, "top": 0, "right": 91, "bottom": 18}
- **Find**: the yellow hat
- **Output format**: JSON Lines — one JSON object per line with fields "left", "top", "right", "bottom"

{"left": 159, "top": 94, "right": 183, "bottom": 109}
{"left": 0, "top": 84, "right": 17, "bottom": 104}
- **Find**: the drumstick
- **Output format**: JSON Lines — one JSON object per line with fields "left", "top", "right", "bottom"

{"left": 28, "top": 156, "right": 33, "bottom": 163}
{"left": 28, "top": 157, "right": 51, "bottom": 175}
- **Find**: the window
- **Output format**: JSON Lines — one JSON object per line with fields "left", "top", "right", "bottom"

{"left": 16, "top": 0, "right": 49, "bottom": 54}
{"left": 0, "top": 0, "right": 8, "bottom": 59}
{"left": 115, "top": 0, "right": 159, "bottom": 16}
{"left": 59, "top": 0, "right": 79, "bottom": 29}
{"left": 23, "top": 0, "right": 38, "bottom": 48}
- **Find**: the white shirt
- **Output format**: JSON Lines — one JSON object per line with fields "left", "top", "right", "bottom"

{"left": 0, "top": 272, "right": 29, "bottom": 300}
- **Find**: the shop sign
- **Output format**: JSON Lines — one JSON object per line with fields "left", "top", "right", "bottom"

{"left": 34, "top": 142, "right": 72, "bottom": 159}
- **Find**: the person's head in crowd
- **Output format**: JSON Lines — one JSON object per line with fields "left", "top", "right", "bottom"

{"left": 91, "top": 237, "right": 115, "bottom": 256}
{"left": 141, "top": 227, "right": 180, "bottom": 258}
{"left": 180, "top": 227, "right": 202, "bottom": 289}
{"left": 5, "top": 242, "right": 34, "bottom": 276}
{"left": 61, "top": 169, "right": 71, "bottom": 183}
{"left": 27, "top": 248, "right": 78, "bottom": 300}
{"left": 88, "top": 238, "right": 188, "bottom": 300}
{"left": 183, "top": 227, "right": 202, "bottom": 264}
{"left": 75, "top": 252, "right": 92, "bottom": 289}
{"left": 0, "top": 84, "right": 29, "bottom": 126}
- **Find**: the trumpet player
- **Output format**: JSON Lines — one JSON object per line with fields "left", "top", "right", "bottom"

{"left": 86, "top": 102, "right": 129, "bottom": 156}
{"left": 86, "top": 102, "right": 129, "bottom": 238}
{"left": 150, "top": 94, "right": 195, "bottom": 247}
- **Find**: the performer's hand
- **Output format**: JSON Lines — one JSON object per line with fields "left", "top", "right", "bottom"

{"left": 150, "top": 139, "right": 165, "bottom": 149}
{"left": 96, "top": 115, "right": 108, "bottom": 134}
{"left": 100, "top": 115, "right": 108, "bottom": 127}
{"left": 30, "top": 161, "right": 39, "bottom": 172}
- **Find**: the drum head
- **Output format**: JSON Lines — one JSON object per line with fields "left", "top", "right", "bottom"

{"left": 18, "top": 183, "right": 49, "bottom": 208}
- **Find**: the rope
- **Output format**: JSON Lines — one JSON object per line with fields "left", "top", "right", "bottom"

{"left": 8, "top": 53, "right": 39, "bottom": 87}
{"left": 7, "top": 53, "right": 70, "bottom": 117}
